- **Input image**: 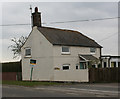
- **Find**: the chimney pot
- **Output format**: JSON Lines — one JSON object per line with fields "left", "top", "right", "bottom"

{"left": 35, "top": 7, "right": 38, "bottom": 12}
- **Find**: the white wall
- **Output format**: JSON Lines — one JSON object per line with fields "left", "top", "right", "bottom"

{"left": 53, "top": 46, "right": 100, "bottom": 82}
{"left": 53, "top": 46, "right": 100, "bottom": 58}
{"left": 21, "top": 26, "right": 54, "bottom": 81}
{"left": 54, "top": 69, "right": 89, "bottom": 82}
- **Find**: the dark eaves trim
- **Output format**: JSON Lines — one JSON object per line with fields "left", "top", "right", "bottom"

{"left": 53, "top": 44, "right": 102, "bottom": 48}
{"left": 101, "top": 55, "right": 120, "bottom": 58}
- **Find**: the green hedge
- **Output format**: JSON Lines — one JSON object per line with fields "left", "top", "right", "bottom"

{"left": 1, "top": 61, "right": 22, "bottom": 72}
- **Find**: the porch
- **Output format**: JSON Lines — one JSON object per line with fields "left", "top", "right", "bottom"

{"left": 79, "top": 54, "right": 100, "bottom": 68}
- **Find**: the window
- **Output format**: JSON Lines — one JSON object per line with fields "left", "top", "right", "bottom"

{"left": 62, "top": 64, "right": 70, "bottom": 70}
{"left": 80, "top": 62, "right": 87, "bottom": 69}
{"left": 90, "top": 48, "right": 96, "bottom": 53}
{"left": 104, "top": 62, "right": 107, "bottom": 68}
{"left": 25, "top": 48, "right": 31, "bottom": 56}
{"left": 118, "top": 62, "right": 120, "bottom": 67}
{"left": 62, "top": 46, "right": 70, "bottom": 54}
{"left": 92, "top": 65, "right": 96, "bottom": 68}
{"left": 111, "top": 62, "right": 116, "bottom": 67}
{"left": 76, "top": 65, "right": 79, "bottom": 69}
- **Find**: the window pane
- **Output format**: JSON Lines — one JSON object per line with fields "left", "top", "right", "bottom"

{"left": 90, "top": 48, "right": 96, "bottom": 53}
{"left": 80, "top": 62, "right": 86, "bottom": 69}
{"left": 104, "top": 62, "right": 107, "bottom": 68}
{"left": 111, "top": 62, "right": 114, "bottom": 67}
{"left": 63, "top": 66, "right": 69, "bottom": 70}
{"left": 76, "top": 65, "right": 78, "bottom": 69}
{"left": 114, "top": 62, "right": 116, "bottom": 67}
{"left": 62, "top": 47, "right": 69, "bottom": 52}
{"left": 92, "top": 65, "right": 96, "bottom": 68}
{"left": 118, "top": 62, "right": 120, "bottom": 67}
{"left": 111, "top": 62, "right": 116, "bottom": 67}
{"left": 80, "top": 63, "right": 84, "bottom": 69}
{"left": 25, "top": 49, "right": 31, "bottom": 56}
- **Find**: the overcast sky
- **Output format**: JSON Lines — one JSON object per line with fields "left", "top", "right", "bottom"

{"left": 0, "top": 2, "right": 118, "bottom": 62}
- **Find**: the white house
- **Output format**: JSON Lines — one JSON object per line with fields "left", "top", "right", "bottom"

{"left": 101, "top": 55, "right": 120, "bottom": 68}
{"left": 21, "top": 7, "right": 102, "bottom": 82}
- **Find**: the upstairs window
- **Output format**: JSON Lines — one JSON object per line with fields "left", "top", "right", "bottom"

{"left": 25, "top": 48, "right": 31, "bottom": 56}
{"left": 90, "top": 48, "right": 96, "bottom": 53}
{"left": 62, "top": 46, "right": 70, "bottom": 54}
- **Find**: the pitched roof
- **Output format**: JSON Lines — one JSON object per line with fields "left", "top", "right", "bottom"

{"left": 37, "top": 27, "right": 102, "bottom": 48}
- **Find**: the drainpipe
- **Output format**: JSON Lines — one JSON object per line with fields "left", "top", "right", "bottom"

{"left": 100, "top": 48, "right": 102, "bottom": 68}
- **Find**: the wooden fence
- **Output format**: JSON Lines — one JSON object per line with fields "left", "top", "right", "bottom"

{"left": 89, "top": 67, "right": 119, "bottom": 83}
{"left": 1, "top": 72, "right": 22, "bottom": 81}
{"left": 1, "top": 61, "right": 22, "bottom": 81}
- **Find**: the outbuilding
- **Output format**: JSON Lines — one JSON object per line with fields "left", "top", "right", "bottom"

{"left": 101, "top": 55, "right": 120, "bottom": 68}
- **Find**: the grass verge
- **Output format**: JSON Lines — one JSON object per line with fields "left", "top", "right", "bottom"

{"left": 2, "top": 80, "right": 72, "bottom": 87}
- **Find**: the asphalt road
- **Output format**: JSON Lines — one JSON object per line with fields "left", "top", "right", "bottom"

{"left": 2, "top": 83, "right": 119, "bottom": 97}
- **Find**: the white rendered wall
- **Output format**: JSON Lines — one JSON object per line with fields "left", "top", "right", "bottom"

{"left": 53, "top": 46, "right": 100, "bottom": 82}
{"left": 21, "top": 27, "right": 54, "bottom": 81}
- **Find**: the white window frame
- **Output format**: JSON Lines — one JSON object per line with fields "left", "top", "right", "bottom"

{"left": 90, "top": 47, "right": 96, "bottom": 54}
{"left": 25, "top": 47, "right": 31, "bottom": 57}
{"left": 62, "top": 64, "right": 70, "bottom": 70}
{"left": 61, "top": 46, "right": 70, "bottom": 55}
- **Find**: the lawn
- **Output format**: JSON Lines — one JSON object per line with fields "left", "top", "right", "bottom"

{"left": 2, "top": 80, "right": 72, "bottom": 87}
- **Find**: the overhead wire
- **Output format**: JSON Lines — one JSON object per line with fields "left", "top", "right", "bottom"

{"left": 98, "top": 32, "right": 118, "bottom": 42}
{"left": 0, "top": 17, "right": 118, "bottom": 42}
{"left": 0, "top": 17, "right": 119, "bottom": 26}
{"left": 50, "top": 17, "right": 119, "bottom": 24}
{"left": 0, "top": 24, "right": 31, "bottom": 26}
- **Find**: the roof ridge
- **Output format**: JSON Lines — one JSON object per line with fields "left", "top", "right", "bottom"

{"left": 41, "top": 26, "right": 81, "bottom": 32}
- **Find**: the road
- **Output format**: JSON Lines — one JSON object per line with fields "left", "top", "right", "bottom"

{"left": 2, "top": 83, "right": 119, "bottom": 97}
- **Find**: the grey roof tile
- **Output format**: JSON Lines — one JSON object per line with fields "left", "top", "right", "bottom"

{"left": 37, "top": 26, "right": 102, "bottom": 48}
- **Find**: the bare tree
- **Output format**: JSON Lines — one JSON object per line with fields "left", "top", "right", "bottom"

{"left": 8, "top": 36, "right": 27, "bottom": 58}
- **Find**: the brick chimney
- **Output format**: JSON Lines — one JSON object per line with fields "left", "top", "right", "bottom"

{"left": 32, "top": 7, "right": 41, "bottom": 27}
